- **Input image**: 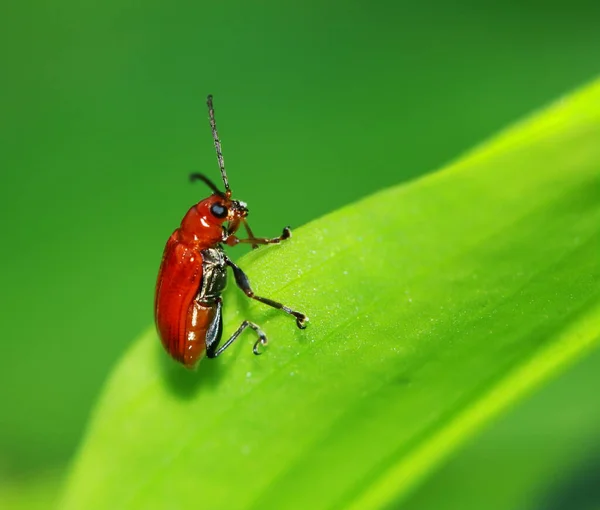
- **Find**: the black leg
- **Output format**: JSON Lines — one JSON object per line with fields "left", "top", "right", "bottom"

{"left": 208, "top": 320, "right": 268, "bottom": 357}
{"left": 225, "top": 256, "right": 308, "bottom": 329}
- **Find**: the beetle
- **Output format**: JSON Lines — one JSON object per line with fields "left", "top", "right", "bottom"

{"left": 154, "top": 95, "right": 308, "bottom": 368}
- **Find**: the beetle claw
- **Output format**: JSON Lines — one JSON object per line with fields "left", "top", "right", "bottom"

{"left": 296, "top": 315, "right": 308, "bottom": 329}
{"left": 253, "top": 336, "right": 268, "bottom": 355}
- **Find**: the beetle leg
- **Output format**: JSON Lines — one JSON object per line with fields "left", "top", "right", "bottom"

{"left": 225, "top": 256, "right": 308, "bottom": 329}
{"left": 207, "top": 320, "right": 268, "bottom": 358}
{"left": 225, "top": 226, "right": 291, "bottom": 248}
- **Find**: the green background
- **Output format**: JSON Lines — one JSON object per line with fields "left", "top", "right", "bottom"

{"left": 1, "top": 0, "right": 599, "bottom": 506}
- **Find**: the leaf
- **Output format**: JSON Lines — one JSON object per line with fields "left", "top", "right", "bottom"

{"left": 60, "top": 79, "right": 600, "bottom": 510}
{"left": 403, "top": 347, "right": 600, "bottom": 510}
{"left": 0, "top": 470, "right": 62, "bottom": 510}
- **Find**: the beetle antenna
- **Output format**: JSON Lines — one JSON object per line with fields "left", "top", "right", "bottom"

{"left": 189, "top": 173, "right": 226, "bottom": 198}
{"left": 206, "top": 95, "right": 230, "bottom": 194}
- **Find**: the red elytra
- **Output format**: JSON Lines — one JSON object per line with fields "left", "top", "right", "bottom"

{"left": 154, "top": 95, "right": 307, "bottom": 369}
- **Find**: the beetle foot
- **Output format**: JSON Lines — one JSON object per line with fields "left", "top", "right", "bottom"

{"left": 253, "top": 335, "right": 268, "bottom": 355}
{"left": 295, "top": 314, "right": 308, "bottom": 329}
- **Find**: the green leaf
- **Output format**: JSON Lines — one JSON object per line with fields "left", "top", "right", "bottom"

{"left": 0, "top": 470, "right": 62, "bottom": 510}
{"left": 60, "top": 79, "right": 600, "bottom": 510}
{"left": 403, "top": 346, "right": 600, "bottom": 510}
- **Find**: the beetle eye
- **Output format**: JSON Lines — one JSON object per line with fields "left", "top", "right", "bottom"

{"left": 210, "top": 203, "right": 228, "bottom": 219}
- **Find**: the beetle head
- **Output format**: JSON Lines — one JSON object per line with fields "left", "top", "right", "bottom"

{"left": 180, "top": 180, "right": 251, "bottom": 244}
{"left": 199, "top": 193, "right": 249, "bottom": 229}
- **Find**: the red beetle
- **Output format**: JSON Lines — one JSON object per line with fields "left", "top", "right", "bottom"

{"left": 155, "top": 95, "right": 308, "bottom": 368}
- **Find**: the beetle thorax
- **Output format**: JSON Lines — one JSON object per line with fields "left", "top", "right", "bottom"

{"left": 179, "top": 199, "right": 225, "bottom": 246}
{"left": 198, "top": 247, "right": 227, "bottom": 299}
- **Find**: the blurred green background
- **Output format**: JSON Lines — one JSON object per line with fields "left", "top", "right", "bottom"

{"left": 1, "top": 0, "right": 599, "bottom": 506}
